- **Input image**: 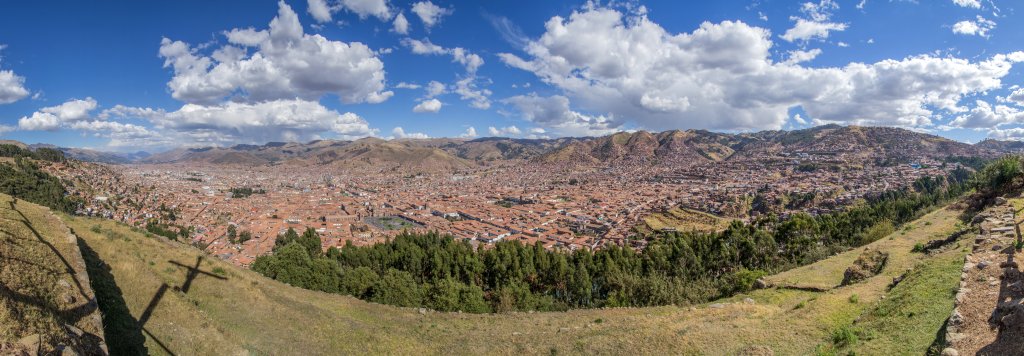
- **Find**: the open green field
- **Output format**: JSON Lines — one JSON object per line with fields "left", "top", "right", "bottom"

{"left": 639, "top": 207, "right": 731, "bottom": 233}
{"left": 0, "top": 194, "right": 964, "bottom": 355}
{"left": 364, "top": 216, "right": 423, "bottom": 231}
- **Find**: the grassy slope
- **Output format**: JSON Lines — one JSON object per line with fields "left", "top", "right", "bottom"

{"left": 852, "top": 248, "right": 965, "bottom": 355}
{"left": 766, "top": 208, "right": 957, "bottom": 290}
{"left": 0, "top": 193, "right": 103, "bottom": 353}
{"left": 58, "top": 203, "right": 968, "bottom": 355}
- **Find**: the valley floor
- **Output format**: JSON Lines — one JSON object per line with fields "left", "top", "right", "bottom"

{"left": 46, "top": 203, "right": 969, "bottom": 355}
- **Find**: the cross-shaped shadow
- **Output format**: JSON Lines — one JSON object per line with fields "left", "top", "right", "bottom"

{"left": 136, "top": 256, "right": 226, "bottom": 355}
{"left": 170, "top": 256, "right": 228, "bottom": 294}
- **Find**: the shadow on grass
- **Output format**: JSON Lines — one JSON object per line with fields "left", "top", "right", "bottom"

{"left": 78, "top": 237, "right": 150, "bottom": 355}
{"left": 926, "top": 316, "right": 948, "bottom": 355}
{"left": 9, "top": 200, "right": 90, "bottom": 301}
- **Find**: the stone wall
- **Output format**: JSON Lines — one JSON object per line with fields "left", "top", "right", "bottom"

{"left": 53, "top": 207, "right": 109, "bottom": 355}
{"left": 943, "top": 198, "right": 1024, "bottom": 355}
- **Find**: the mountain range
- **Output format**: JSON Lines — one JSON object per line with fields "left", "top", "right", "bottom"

{"left": 14, "top": 125, "right": 1013, "bottom": 169}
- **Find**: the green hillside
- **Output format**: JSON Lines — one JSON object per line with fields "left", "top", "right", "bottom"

{"left": 26, "top": 199, "right": 964, "bottom": 355}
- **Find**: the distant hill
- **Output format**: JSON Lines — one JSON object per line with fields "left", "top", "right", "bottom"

{"left": 0, "top": 141, "right": 147, "bottom": 164}
{"left": 49, "top": 146, "right": 147, "bottom": 164}
{"left": 140, "top": 125, "right": 1002, "bottom": 170}
{"left": 437, "top": 136, "right": 582, "bottom": 162}
{"left": 0, "top": 140, "right": 29, "bottom": 149}
{"left": 537, "top": 130, "right": 741, "bottom": 164}
{"left": 539, "top": 125, "right": 992, "bottom": 165}
{"left": 8, "top": 124, "right": 1017, "bottom": 168}
{"left": 142, "top": 138, "right": 475, "bottom": 171}
{"left": 746, "top": 125, "right": 981, "bottom": 158}
{"left": 298, "top": 137, "right": 476, "bottom": 172}
{"left": 975, "top": 139, "right": 1024, "bottom": 153}
{"left": 138, "top": 136, "right": 585, "bottom": 171}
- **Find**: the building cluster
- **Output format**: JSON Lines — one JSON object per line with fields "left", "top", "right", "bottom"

{"left": 50, "top": 151, "right": 964, "bottom": 267}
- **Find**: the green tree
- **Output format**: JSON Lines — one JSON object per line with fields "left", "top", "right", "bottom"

{"left": 238, "top": 230, "right": 252, "bottom": 243}
{"left": 253, "top": 242, "right": 313, "bottom": 289}
{"left": 341, "top": 266, "right": 379, "bottom": 298}
{"left": 299, "top": 227, "right": 322, "bottom": 257}
{"left": 370, "top": 269, "right": 422, "bottom": 307}
{"left": 274, "top": 228, "right": 300, "bottom": 251}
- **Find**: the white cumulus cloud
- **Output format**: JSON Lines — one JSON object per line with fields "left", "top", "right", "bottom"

{"left": 150, "top": 99, "right": 376, "bottom": 144}
{"left": 18, "top": 112, "right": 61, "bottom": 131}
{"left": 307, "top": 0, "right": 391, "bottom": 22}
{"left": 952, "top": 16, "right": 996, "bottom": 37}
{"left": 391, "top": 126, "right": 429, "bottom": 139}
{"left": 18, "top": 97, "right": 99, "bottom": 131}
{"left": 988, "top": 127, "right": 1024, "bottom": 141}
{"left": 400, "top": 39, "right": 490, "bottom": 109}
{"left": 401, "top": 38, "right": 447, "bottom": 55}
{"left": 781, "top": 19, "right": 847, "bottom": 42}
{"left": 401, "top": 38, "right": 484, "bottom": 73}
{"left": 425, "top": 81, "right": 446, "bottom": 97}
{"left": 785, "top": 48, "right": 823, "bottom": 64}
{"left": 488, "top": 126, "right": 521, "bottom": 136}
{"left": 395, "top": 82, "right": 420, "bottom": 89}
{"left": 0, "top": 70, "right": 29, "bottom": 105}
{"left": 952, "top": 0, "right": 981, "bottom": 9}
{"left": 1006, "top": 88, "right": 1024, "bottom": 106}
{"left": 946, "top": 100, "right": 1024, "bottom": 128}
{"left": 781, "top": 0, "right": 847, "bottom": 42}
{"left": 503, "top": 94, "right": 620, "bottom": 136}
{"left": 159, "top": 1, "right": 392, "bottom": 105}
{"left": 392, "top": 12, "right": 410, "bottom": 34}
{"left": 453, "top": 77, "right": 491, "bottom": 110}
{"left": 413, "top": 98, "right": 442, "bottom": 113}
{"left": 458, "top": 126, "right": 477, "bottom": 138}
{"left": 499, "top": 4, "right": 1024, "bottom": 132}
{"left": 411, "top": 1, "right": 452, "bottom": 29}
{"left": 0, "top": 45, "right": 29, "bottom": 104}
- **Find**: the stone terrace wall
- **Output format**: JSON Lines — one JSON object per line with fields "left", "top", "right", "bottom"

{"left": 943, "top": 198, "right": 1024, "bottom": 355}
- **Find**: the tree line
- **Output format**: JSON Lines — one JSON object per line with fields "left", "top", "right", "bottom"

{"left": 252, "top": 167, "right": 975, "bottom": 313}
{"left": 229, "top": 187, "right": 265, "bottom": 199}
{"left": 0, "top": 157, "right": 81, "bottom": 213}
{"left": 0, "top": 144, "right": 66, "bottom": 163}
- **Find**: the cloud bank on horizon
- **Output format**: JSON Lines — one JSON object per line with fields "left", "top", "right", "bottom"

{"left": 1, "top": 0, "right": 1023, "bottom": 150}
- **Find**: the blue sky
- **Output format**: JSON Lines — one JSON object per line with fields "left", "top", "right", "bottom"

{"left": 0, "top": 0, "right": 1022, "bottom": 151}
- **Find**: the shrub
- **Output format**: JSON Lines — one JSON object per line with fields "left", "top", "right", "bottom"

{"left": 842, "top": 250, "right": 889, "bottom": 286}
{"left": 831, "top": 326, "right": 859, "bottom": 348}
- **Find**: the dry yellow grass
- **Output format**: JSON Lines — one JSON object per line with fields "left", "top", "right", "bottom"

{"left": 642, "top": 207, "right": 731, "bottom": 233}
{"left": 49, "top": 200, "right": 967, "bottom": 355}
{"left": 0, "top": 194, "right": 104, "bottom": 353}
